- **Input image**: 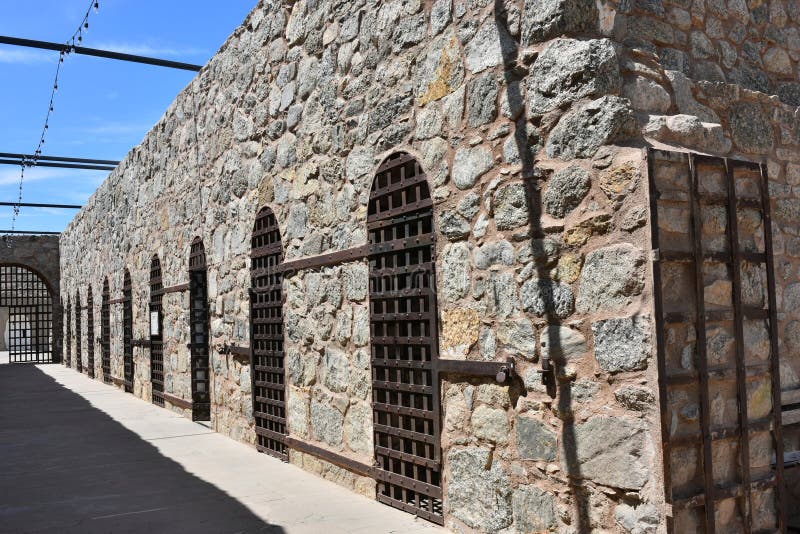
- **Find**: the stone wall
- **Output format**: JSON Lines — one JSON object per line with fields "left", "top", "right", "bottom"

{"left": 601, "top": 0, "right": 800, "bottom": 106}
{"left": 59, "top": 0, "right": 800, "bottom": 532}
{"left": 0, "top": 234, "right": 61, "bottom": 360}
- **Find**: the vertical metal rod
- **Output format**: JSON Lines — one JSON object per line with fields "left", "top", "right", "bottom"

{"left": 647, "top": 149, "right": 675, "bottom": 534}
{"left": 724, "top": 158, "right": 752, "bottom": 532}
{"left": 759, "top": 163, "right": 787, "bottom": 533}
{"left": 689, "top": 154, "right": 716, "bottom": 533}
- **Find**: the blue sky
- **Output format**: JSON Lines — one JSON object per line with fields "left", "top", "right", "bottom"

{"left": 0, "top": 0, "right": 257, "bottom": 232}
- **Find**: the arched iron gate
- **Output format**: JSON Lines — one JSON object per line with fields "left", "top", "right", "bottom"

{"left": 249, "top": 206, "right": 287, "bottom": 459}
{"left": 150, "top": 256, "right": 164, "bottom": 406}
{"left": 86, "top": 286, "right": 95, "bottom": 378}
{"left": 64, "top": 298, "right": 71, "bottom": 367}
{"left": 101, "top": 279, "right": 111, "bottom": 383}
{"left": 0, "top": 265, "right": 54, "bottom": 364}
{"left": 122, "top": 270, "right": 134, "bottom": 393}
{"left": 367, "top": 152, "right": 443, "bottom": 524}
{"left": 189, "top": 238, "right": 211, "bottom": 421}
{"left": 75, "top": 290, "right": 82, "bottom": 373}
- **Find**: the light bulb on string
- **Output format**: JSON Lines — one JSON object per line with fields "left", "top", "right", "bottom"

{"left": 84, "top": 22, "right": 89, "bottom": 31}
{"left": 94, "top": 1, "right": 99, "bottom": 13}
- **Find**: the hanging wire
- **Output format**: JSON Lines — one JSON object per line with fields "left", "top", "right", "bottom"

{"left": 7, "top": 0, "right": 100, "bottom": 244}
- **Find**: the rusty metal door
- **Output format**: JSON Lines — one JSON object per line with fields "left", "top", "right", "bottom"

{"left": 1, "top": 265, "right": 54, "bottom": 364}
{"left": 123, "top": 270, "right": 134, "bottom": 393}
{"left": 101, "top": 279, "right": 111, "bottom": 383}
{"left": 249, "top": 206, "right": 287, "bottom": 459}
{"left": 150, "top": 255, "right": 164, "bottom": 406}
{"left": 75, "top": 290, "right": 82, "bottom": 373}
{"left": 649, "top": 149, "right": 786, "bottom": 533}
{"left": 367, "top": 152, "right": 443, "bottom": 525}
{"left": 65, "top": 299, "right": 71, "bottom": 367}
{"left": 189, "top": 238, "right": 210, "bottom": 421}
{"left": 86, "top": 287, "right": 95, "bottom": 378}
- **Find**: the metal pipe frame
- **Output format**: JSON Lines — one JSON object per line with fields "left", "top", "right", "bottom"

{"left": 0, "top": 35, "right": 203, "bottom": 71}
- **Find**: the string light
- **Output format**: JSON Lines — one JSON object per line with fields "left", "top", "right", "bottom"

{"left": 7, "top": 0, "right": 100, "bottom": 244}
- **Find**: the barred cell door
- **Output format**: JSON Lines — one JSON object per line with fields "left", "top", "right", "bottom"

{"left": 123, "top": 270, "right": 134, "bottom": 393}
{"left": 1, "top": 265, "right": 55, "bottom": 364}
{"left": 189, "top": 238, "right": 211, "bottom": 421}
{"left": 101, "top": 279, "right": 111, "bottom": 383}
{"left": 649, "top": 150, "right": 787, "bottom": 532}
{"left": 367, "top": 153, "right": 443, "bottom": 524}
{"left": 150, "top": 255, "right": 164, "bottom": 406}
{"left": 249, "top": 206, "right": 287, "bottom": 459}
{"left": 86, "top": 287, "right": 95, "bottom": 378}
{"left": 75, "top": 290, "right": 82, "bottom": 373}
{"left": 64, "top": 299, "right": 71, "bottom": 366}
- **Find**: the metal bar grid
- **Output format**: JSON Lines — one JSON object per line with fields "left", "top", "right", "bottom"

{"left": 189, "top": 237, "right": 211, "bottom": 421}
{"left": 759, "top": 163, "right": 787, "bottom": 532}
{"left": 75, "top": 290, "right": 82, "bottom": 373}
{"left": 649, "top": 149, "right": 787, "bottom": 532}
{"left": 687, "top": 155, "right": 717, "bottom": 533}
{"left": 1, "top": 266, "right": 53, "bottom": 364}
{"left": 250, "top": 207, "right": 287, "bottom": 459}
{"left": 101, "top": 279, "right": 111, "bottom": 383}
{"left": 86, "top": 286, "right": 95, "bottom": 378}
{"left": 64, "top": 299, "right": 71, "bottom": 366}
{"left": 122, "top": 270, "right": 134, "bottom": 393}
{"left": 150, "top": 255, "right": 164, "bottom": 407}
{"left": 646, "top": 149, "right": 675, "bottom": 534}
{"left": 724, "top": 159, "right": 753, "bottom": 531}
{"left": 367, "top": 152, "right": 443, "bottom": 525}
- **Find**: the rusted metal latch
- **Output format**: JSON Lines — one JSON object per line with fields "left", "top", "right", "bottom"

{"left": 217, "top": 343, "right": 250, "bottom": 358}
{"left": 438, "top": 357, "right": 516, "bottom": 384}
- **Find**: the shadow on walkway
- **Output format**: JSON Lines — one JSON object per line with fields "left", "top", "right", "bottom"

{"left": 0, "top": 364, "right": 283, "bottom": 534}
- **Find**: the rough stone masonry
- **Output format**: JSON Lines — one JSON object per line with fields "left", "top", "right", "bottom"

{"left": 59, "top": 0, "right": 800, "bottom": 532}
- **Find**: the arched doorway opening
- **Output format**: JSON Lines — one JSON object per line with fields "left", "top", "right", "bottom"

{"left": 249, "top": 206, "right": 287, "bottom": 459}
{"left": 123, "top": 269, "right": 134, "bottom": 393}
{"left": 150, "top": 255, "right": 164, "bottom": 406}
{"left": 64, "top": 297, "right": 72, "bottom": 367}
{"left": 0, "top": 264, "right": 55, "bottom": 364}
{"left": 101, "top": 279, "right": 111, "bottom": 383}
{"left": 86, "top": 286, "right": 95, "bottom": 378}
{"left": 75, "top": 289, "right": 82, "bottom": 373}
{"left": 367, "top": 152, "right": 443, "bottom": 524}
{"left": 189, "top": 237, "right": 210, "bottom": 421}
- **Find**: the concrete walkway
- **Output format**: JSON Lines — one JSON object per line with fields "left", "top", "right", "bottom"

{"left": 0, "top": 363, "right": 446, "bottom": 534}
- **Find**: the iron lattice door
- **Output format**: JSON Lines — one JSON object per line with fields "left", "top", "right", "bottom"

{"left": 86, "top": 287, "right": 95, "bottom": 378}
{"left": 2, "top": 265, "right": 54, "bottom": 364}
{"left": 75, "top": 291, "right": 82, "bottom": 373}
{"left": 367, "top": 153, "right": 443, "bottom": 524}
{"left": 249, "top": 207, "right": 287, "bottom": 459}
{"left": 649, "top": 150, "right": 786, "bottom": 533}
{"left": 101, "top": 280, "right": 111, "bottom": 383}
{"left": 65, "top": 300, "right": 71, "bottom": 366}
{"left": 150, "top": 256, "right": 164, "bottom": 406}
{"left": 123, "top": 270, "right": 134, "bottom": 393}
{"left": 189, "top": 238, "right": 211, "bottom": 421}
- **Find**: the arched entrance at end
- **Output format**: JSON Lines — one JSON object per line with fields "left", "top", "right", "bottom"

{"left": 0, "top": 263, "right": 55, "bottom": 364}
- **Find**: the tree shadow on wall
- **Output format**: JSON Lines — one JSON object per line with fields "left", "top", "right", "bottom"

{"left": 493, "top": 3, "right": 592, "bottom": 532}
{"left": 0, "top": 364, "right": 284, "bottom": 534}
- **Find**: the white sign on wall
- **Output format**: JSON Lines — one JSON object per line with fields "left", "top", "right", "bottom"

{"left": 150, "top": 310, "right": 160, "bottom": 336}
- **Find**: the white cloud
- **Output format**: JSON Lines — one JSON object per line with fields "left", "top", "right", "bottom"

{"left": 92, "top": 42, "right": 207, "bottom": 58}
{"left": 0, "top": 167, "right": 105, "bottom": 187}
{"left": 0, "top": 49, "right": 57, "bottom": 64}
